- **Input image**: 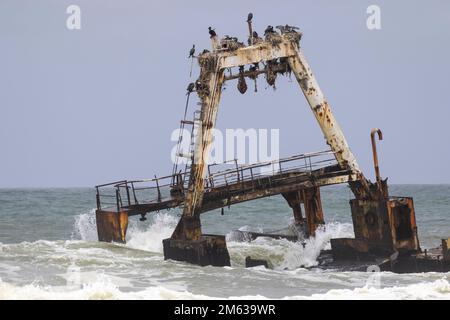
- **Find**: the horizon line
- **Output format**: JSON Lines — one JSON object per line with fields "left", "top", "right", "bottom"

{"left": 1, "top": 183, "right": 450, "bottom": 189}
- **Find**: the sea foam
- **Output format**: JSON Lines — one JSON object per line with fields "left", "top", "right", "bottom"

{"left": 72, "top": 209, "right": 98, "bottom": 241}
{"left": 73, "top": 210, "right": 354, "bottom": 269}
{"left": 227, "top": 222, "right": 354, "bottom": 269}
{"left": 1, "top": 276, "right": 449, "bottom": 300}
{"left": 72, "top": 209, "right": 178, "bottom": 253}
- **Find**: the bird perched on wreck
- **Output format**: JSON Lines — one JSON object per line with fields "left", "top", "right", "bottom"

{"left": 276, "top": 24, "right": 300, "bottom": 33}
{"left": 188, "top": 45, "right": 195, "bottom": 58}
{"left": 184, "top": 83, "right": 196, "bottom": 118}
{"left": 264, "top": 25, "right": 275, "bottom": 35}
{"left": 186, "top": 82, "right": 195, "bottom": 95}
{"left": 249, "top": 63, "right": 259, "bottom": 73}
{"left": 188, "top": 45, "right": 196, "bottom": 77}
{"left": 223, "top": 35, "right": 238, "bottom": 42}
{"left": 247, "top": 13, "right": 253, "bottom": 22}
{"left": 208, "top": 27, "right": 216, "bottom": 38}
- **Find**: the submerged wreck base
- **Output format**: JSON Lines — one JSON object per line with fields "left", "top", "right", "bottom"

{"left": 162, "top": 235, "right": 231, "bottom": 267}
{"left": 316, "top": 248, "right": 450, "bottom": 273}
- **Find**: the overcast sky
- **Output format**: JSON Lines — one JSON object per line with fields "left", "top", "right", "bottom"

{"left": 1, "top": 0, "right": 450, "bottom": 187}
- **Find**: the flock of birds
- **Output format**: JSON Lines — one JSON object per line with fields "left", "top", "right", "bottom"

{"left": 187, "top": 13, "right": 299, "bottom": 60}
{"left": 184, "top": 14, "right": 301, "bottom": 95}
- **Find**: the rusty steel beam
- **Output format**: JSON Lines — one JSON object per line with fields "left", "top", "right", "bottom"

{"left": 175, "top": 57, "right": 225, "bottom": 241}
{"left": 286, "top": 45, "right": 377, "bottom": 200}
{"left": 282, "top": 191, "right": 304, "bottom": 225}
{"left": 198, "top": 173, "right": 355, "bottom": 214}
{"left": 287, "top": 48, "right": 360, "bottom": 174}
{"left": 302, "top": 187, "right": 325, "bottom": 236}
{"left": 219, "top": 41, "right": 297, "bottom": 69}
{"left": 224, "top": 64, "right": 288, "bottom": 81}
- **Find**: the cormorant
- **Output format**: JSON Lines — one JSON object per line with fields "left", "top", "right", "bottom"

{"left": 188, "top": 45, "right": 195, "bottom": 58}
{"left": 264, "top": 25, "right": 275, "bottom": 35}
{"left": 285, "top": 24, "right": 299, "bottom": 31}
{"left": 247, "top": 13, "right": 253, "bottom": 23}
{"left": 208, "top": 27, "right": 216, "bottom": 38}
{"left": 186, "top": 82, "right": 195, "bottom": 95}
{"left": 252, "top": 31, "right": 259, "bottom": 38}
{"left": 184, "top": 83, "right": 196, "bottom": 118}
{"left": 276, "top": 24, "right": 300, "bottom": 33}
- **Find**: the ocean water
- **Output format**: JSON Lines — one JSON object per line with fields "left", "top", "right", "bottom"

{"left": 0, "top": 185, "right": 449, "bottom": 300}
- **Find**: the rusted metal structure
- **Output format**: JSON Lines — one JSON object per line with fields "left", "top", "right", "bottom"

{"left": 95, "top": 15, "right": 450, "bottom": 272}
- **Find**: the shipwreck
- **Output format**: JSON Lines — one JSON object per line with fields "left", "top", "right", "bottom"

{"left": 94, "top": 15, "right": 450, "bottom": 273}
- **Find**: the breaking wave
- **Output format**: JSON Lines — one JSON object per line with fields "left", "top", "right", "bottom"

{"left": 72, "top": 209, "right": 178, "bottom": 253}
{"left": 0, "top": 276, "right": 210, "bottom": 300}
{"left": 227, "top": 222, "right": 354, "bottom": 269}
{"left": 126, "top": 213, "right": 178, "bottom": 253}
{"left": 1, "top": 276, "right": 449, "bottom": 300}
{"left": 308, "top": 278, "right": 450, "bottom": 300}
{"left": 1, "top": 212, "right": 448, "bottom": 300}
{"left": 72, "top": 210, "right": 355, "bottom": 269}
{"left": 72, "top": 209, "right": 98, "bottom": 241}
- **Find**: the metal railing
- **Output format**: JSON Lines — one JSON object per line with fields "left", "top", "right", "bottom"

{"left": 205, "top": 150, "right": 337, "bottom": 189}
{"left": 95, "top": 150, "right": 339, "bottom": 211}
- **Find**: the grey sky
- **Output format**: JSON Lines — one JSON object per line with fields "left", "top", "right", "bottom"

{"left": 1, "top": 0, "right": 450, "bottom": 187}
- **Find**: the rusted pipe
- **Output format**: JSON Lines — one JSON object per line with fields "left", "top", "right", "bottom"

{"left": 371, "top": 128, "right": 383, "bottom": 188}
